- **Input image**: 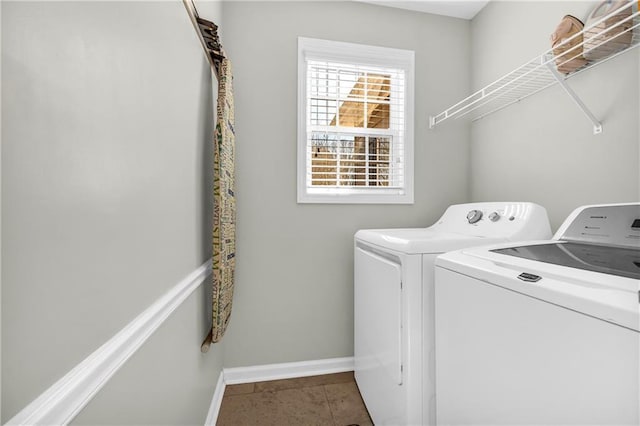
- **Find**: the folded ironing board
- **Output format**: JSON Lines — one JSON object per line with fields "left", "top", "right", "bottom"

{"left": 210, "top": 58, "right": 235, "bottom": 344}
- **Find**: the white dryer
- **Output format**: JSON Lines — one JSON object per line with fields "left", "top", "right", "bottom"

{"left": 435, "top": 203, "right": 640, "bottom": 425}
{"left": 354, "top": 202, "right": 552, "bottom": 425}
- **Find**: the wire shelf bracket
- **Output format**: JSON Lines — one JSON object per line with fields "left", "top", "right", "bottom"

{"left": 429, "top": 1, "right": 639, "bottom": 135}
{"left": 544, "top": 57, "right": 603, "bottom": 134}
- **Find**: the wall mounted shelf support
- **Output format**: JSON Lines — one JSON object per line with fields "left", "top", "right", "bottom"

{"left": 544, "top": 58, "right": 603, "bottom": 134}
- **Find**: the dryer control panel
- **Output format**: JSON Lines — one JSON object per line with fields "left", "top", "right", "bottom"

{"left": 434, "top": 202, "right": 552, "bottom": 242}
{"left": 557, "top": 203, "right": 640, "bottom": 248}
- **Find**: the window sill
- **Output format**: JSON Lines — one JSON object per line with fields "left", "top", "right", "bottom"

{"left": 297, "top": 189, "right": 414, "bottom": 204}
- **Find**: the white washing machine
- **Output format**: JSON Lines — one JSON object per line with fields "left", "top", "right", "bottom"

{"left": 354, "top": 202, "right": 552, "bottom": 425}
{"left": 435, "top": 203, "right": 640, "bottom": 425}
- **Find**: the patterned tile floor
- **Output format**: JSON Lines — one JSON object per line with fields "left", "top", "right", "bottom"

{"left": 216, "top": 372, "right": 373, "bottom": 426}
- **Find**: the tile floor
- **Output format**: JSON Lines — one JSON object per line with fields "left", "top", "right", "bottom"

{"left": 216, "top": 372, "right": 373, "bottom": 426}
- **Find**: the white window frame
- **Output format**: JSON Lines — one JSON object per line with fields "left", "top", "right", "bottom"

{"left": 297, "top": 37, "right": 415, "bottom": 204}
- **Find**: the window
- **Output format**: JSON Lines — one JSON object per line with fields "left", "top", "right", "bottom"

{"left": 297, "top": 37, "right": 414, "bottom": 204}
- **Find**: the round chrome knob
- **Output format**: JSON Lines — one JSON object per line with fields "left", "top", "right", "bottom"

{"left": 466, "top": 209, "right": 483, "bottom": 224}
{"left": 489, "top": 212, "right": 501, "bottom": 222}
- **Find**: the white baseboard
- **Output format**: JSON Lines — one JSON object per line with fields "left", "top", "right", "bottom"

{"left": 204, "top": 370, "right": 226, "bottom": 426}
{"left": 7, "top": 260, "right": 212, "bottom": 426}
{"left": 222, "top": 356, "right": 355, "bottom": 385}
{"left": 205, "top": 357, "right": 354, "bottom": 425}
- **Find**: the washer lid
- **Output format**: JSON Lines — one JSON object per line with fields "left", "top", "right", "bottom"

{"left": 355, "top": 228, "right": 502, "bottom": 254}
{"left": 492, "top": 242, "right": 640, "bottom": 280}
{"left": 436, "top": 242, "right": 640, "bottom": 332}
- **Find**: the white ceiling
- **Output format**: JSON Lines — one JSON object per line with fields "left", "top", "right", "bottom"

{"left": 356, "top": 0, "right": 490, "bottom": 20}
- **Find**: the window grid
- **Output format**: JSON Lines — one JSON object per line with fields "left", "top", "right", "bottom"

{"left": 306, "top": 60, "right": 405, "bottom": 190}
{"left": 308, "top": 133, "right": 395, "bottom": 188}
{"left": 297, "top": 37, "right": 414, "bottom": 204}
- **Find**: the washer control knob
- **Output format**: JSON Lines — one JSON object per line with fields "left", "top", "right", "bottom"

{"left": 488, "top": 212, "right": 501, "bottom": 222}
{"left": 466, "top": 209, "right": 483, "bottom": 224}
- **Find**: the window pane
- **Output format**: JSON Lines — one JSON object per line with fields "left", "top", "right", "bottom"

{"left": 309, "top": 66, "right": 338, "bottom": 98}
{"left": 309, "top": 132, "right": 391, "bottom": 188}
{"left": 348, "top": 136, "right": 367, "bottom": 186}
{"left": 337, "top": 100, "right": 365, "bottom": 127}
{"left": 338, "top": 134, "right": 357, "bottom": 186}
{"left": 310, "top": 98, "right": 337, "bottom": 126}
{"left": 367, "top": 74, "right": 390, "bottom": 129}
{"left": 366, "top": 74, "right": 391, "bottom": 101}
{"left": 310, "top": 133, "right": 338, "bottom": 186}
{"left": 339, "top": 69, "right": 363, "bottom": 100}
{"left": 368, "top": 137, "right": 390, "bottom": 186}
{"left": 367, "top": 103, "right": 389, "bottom": 129}
{"left": 309, "top": 64, "right": 393, "bottom": 130}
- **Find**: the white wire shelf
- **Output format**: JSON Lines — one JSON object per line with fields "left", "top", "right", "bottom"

{"left": 429, "top": 1, "right": 640, "bottom": 134}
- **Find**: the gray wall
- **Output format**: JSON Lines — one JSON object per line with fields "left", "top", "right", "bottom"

{"left": 220, "top": 1, "right": 471, "bottom": 367}
{"left": 470, "top": 1, "right": 640, "bottom": 230}
{"left": 1, "top": 1, "right": 224, "bottom": 423}
{"left": 6, "top": 0, "right": 635, "bottom": 423}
